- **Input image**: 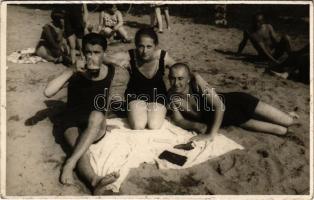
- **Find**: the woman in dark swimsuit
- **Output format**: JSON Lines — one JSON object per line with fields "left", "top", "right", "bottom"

{"left": 104, "top": 28, "right": 175, "bottom": 130}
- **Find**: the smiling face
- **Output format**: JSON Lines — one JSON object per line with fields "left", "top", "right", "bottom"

{"left": 136, "top": 35, "right": 157, "bottom": 61}
{"left": 169, "top": 66, "right": 191, "bottom": 94}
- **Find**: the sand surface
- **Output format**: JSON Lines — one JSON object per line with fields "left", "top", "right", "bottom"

{"left": 5, "top": 5, "right": 310, "bottom": 195}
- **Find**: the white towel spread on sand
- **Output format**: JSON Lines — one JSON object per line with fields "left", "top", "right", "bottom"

{"left": 89, "top": 118, "right": 244, "bottom": 192}
{"left": 8, "top": 48, "right": 48, "bottom": 64}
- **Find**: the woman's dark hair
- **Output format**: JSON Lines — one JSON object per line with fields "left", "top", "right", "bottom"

{"left": 135, "top": 28, "right": 159, "bottom": 46}
{"left": 82, "top": 33, "right": 108, "bottom": 52}
{"left": 51, "top": 9, "right": 65, "bottom": 21}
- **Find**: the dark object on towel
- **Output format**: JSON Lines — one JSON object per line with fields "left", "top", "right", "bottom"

{"left": 174, "top": 141, "right": 195, "bottom": 150}
{"left": 159, "top": 150, "right": 187, "bottom": 166}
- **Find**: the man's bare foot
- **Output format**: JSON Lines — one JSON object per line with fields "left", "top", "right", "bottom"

{"left": 60, "top": 161, "right": 76, "bottom": 185}
{"left": 93, "top": 172, "right": 120, "bottom": 195}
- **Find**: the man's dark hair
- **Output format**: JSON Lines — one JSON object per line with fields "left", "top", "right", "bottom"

{"left": 82, "top": 33, "right": 108, "bottom": 52}
{"left": 135, "top": 28, "right": 159, "bottom": 46}
{"left": 169, "top": 62, "right": 192, "bottom": 77}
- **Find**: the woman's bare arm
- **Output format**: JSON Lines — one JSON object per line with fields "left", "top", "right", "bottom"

{"left": 113, "top": 11, "right": 124, "bottom": 30}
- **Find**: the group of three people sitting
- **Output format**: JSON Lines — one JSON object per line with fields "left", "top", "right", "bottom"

{"left": 44, "top": 28, "right": 297, "bottom": 195}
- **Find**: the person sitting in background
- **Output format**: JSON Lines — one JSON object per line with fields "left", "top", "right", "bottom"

{"left": 267, "top": 44, "right": 309, "bottom": 84}
{"left": 35, "top": 9, "right": 70, "bottom": 64}
{"left": 237, "top": 13, "right": 292, "bottom": 65}
{"left": 99, "top": 4, "right": 131, "bottom": 43}
{"left": 168, "top": 63, "right": 298, "bottom": 143}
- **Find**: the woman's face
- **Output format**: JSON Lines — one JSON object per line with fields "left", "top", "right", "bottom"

{"left": 136, "top": 35, "right": 157, "bottom": 61}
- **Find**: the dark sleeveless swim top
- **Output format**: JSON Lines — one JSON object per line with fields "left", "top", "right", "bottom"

{"left": 67, "top": 65, "right": 115, "bottom": 116}
{"left": 124, "top": 49, "right": 168, "bottom": 105}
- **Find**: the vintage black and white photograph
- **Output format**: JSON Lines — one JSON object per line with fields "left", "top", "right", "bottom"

{"left": 1, "top": 0, "right": 312, "bottom": 197}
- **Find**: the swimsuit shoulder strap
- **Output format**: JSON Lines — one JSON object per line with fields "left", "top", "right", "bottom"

{"left": 128, "top": 49, "right": 136, "bottom": 74}
{"left": 158, "top": 50, "right": 167, "bottom": 75}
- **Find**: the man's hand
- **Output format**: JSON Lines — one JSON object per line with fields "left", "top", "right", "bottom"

{"left": 75, "top": 59, "right": 87, "bottom": 73}
{"left": 189, "top": 134, "right": 215, "bottom": 143}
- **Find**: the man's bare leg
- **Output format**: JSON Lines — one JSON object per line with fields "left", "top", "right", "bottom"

{"left": 63, "top": 126, "right": 119, "bottom": 194}
{"left": 240, "top": 119, "right": 287, "bottom": 135}
{"left": 253, "top": 101, "right": 294, "bottom": 127}
{"left": 61, "top": 111, "right": 107, "bottom": 185}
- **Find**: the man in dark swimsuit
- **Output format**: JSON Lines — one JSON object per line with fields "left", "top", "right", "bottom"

{"left": 168, "top": 63, "right": 296, "bottom": 144}
{"left": 237, "top": 13, "right": 292, "bottom": 64}
{"left": 44, "top": 33, "right": 119, "bottom": 194}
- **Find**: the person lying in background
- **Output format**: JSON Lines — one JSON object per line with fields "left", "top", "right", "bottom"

{"left": 99, "top": 4, "right": 131, "bottom": 43}
{"left": 168, "top": 63, "right": 298, "bottom": 143}
{"left": 237, "top": 13, "right": 292, "bottom": 65}
{"left": 35, "top": 9, "right": 70, "bottom": 64}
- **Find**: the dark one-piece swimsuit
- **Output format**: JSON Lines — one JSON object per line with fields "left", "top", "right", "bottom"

{"left": 179, "top": 84, "right": 260, "bottom": 127}
{"left": 124, "top": 49, "right": 168, "bottom": 106}
{"left": 60, "top": 65, "right": 115, "bottom": 130}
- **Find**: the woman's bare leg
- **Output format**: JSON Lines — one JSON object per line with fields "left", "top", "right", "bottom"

{"left": 128, "top": 100, "right": 148, "bottom": 130}
{"left": 253, "top": 101, "right": 294, "bottom": 127}
{"left": 147, "top": 102, "right": 167, "bottom": 130}
{"left": 240, "top": 119, "right": 287, "bottom": 135}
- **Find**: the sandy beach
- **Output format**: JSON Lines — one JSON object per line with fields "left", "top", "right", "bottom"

{"left": 5, "top": 4, "right": 310, "bottom": 196}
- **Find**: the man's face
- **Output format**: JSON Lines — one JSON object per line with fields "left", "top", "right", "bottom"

{"left": 84, "top": 43, "right": 104, "bottom": 77}
{"left": 255, "top": 15, "right": 265, "bottom": 29}
{"left": 169, "top": 67, "right": 190, "bottom": 94}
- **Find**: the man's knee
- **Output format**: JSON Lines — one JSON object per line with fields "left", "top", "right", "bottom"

{"left": 88, "top": 111, "right": 105, "bottom": 127}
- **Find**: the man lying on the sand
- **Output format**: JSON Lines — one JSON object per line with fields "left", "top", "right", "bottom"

{"left": 44, "top": 33, "right": 119, "bottom": 194}
{"left": 35, "top": 9, "right": 70, "bottom": 64}
{"left": 236, "top": 13, "right": 292, "bottom": 64}
{"left": 168, "top": 63, "right": 298, "bottom": 142}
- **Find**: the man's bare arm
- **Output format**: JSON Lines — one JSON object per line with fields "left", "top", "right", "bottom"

{"left": 171, "top": 105, "right": 207, "bottom": 134}
{"left": 44, "top": 68, "right": 74, "bottom": 98}
{"left": 193, "top": 74, "right": 224, "bottom": 140}
{"left": 103, "top": 52, "right": 130, "bottom": 70}
{"left": 257, "top": 41, "right": 279, "bottom": 63}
